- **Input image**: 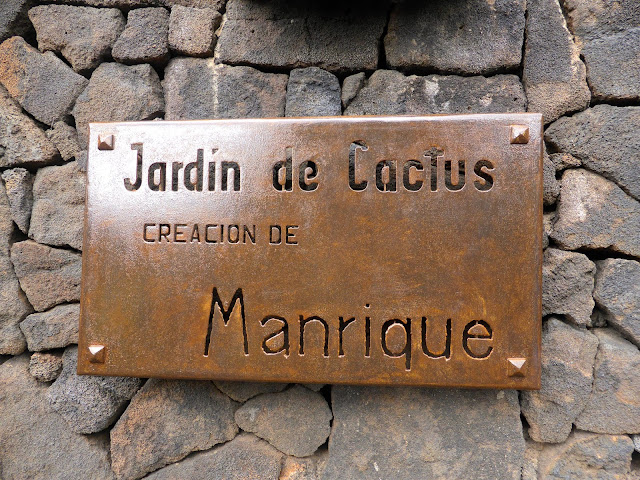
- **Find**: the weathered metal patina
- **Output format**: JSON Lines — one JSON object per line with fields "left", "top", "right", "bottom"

{"left": 78, "top": 114, "right": 543, "bottom": 389}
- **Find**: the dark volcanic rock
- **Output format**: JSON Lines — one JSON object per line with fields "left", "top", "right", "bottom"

{"left": 29, "top": 351, "right": 62, "bottom": 382}
{"left": 345, "top": 70, "right": 526, "bottom": 115}
{"left": 523, "top": 0, "right": 590, "bottom": 123}
{"left": 47, "top": 346, "right": 143, "bottom": 434}
{"left": 146, "top": 433, "right": 283, "bottom": 480}
{"left": 20, "top": 303, "right": 79, "bottom": 351}
{"left": 10, "top": 240, "right": 82, "bottom": 311}
{"left": 385, "top": 0, "right": 525, "bottom": 75}
{"left": 0, "top": 354, "right": 115, "bottom": 480}
{"left": 285, "top": 67, "right": 341, "bottom": 117}
{"left": 213, "top": 380, "right": 288, "bottom": 402}
{"left": 168, "top": 5, "right": 221, "bottom": 57}
{"left": 235, "top": 385, "right": 332, "bottom": 457}
{"left": 29, "top": 5, "right": 125, "bottom": 72}
{"left": 521, "top": 318, "right": 598, "bottom": 443}
{"left": 0, "top": 36, "right": 88, "bottom": 126}
{"left": 1, "top": 167, "right": 34, "bottom": 234}
{"left": 217, "top": 0, "right": 389, "bottom": 73}
{"left": 322, "top": 387, "right": 524, "bottom": 479}
{"left": 341, "top": 72, "right": 365, "bottom": 110}
{"left": 545, "top": 106, "right": 640, "bottom": 201}
{"left": 46, "top": 121, "right": 82, "bottom": 161}
{"left": 110, "top": 378, "right": 238, "bottom": 479}
{"left": 112, "top": 7, "right": 170, "bottom": 65}
{"left": 163, "top": 59, "right": 287, "bottom": 120}
{"left": 73, "top": 62, "right": 164, "bottom": 147}
{"left": 0, "top": 0, "right": 35, "bottom": 43}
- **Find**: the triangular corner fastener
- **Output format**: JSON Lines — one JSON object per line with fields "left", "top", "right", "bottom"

{"left": 509, "top": 125, "right": 529, "bottom": 145}
{"left": 507, "top": 357, "right": 526, "bottom": 377}
{"left": 88, "top": 344, "right": 106, "bottom": 364}
{"left": 97, "top": 134, "right": 115, "bottom": 151}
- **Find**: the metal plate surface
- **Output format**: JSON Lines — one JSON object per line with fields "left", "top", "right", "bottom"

{"left": 79, "top": 114, "right": 542, "bottom": 389}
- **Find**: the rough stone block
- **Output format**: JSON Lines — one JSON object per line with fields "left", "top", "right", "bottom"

{"left": 345, "top": 70, "right": 526, "bottom": 115}
{"left": 29, "top": 161, "right": 85, "bottom": 250}
{"left": 235, "top": 385, "right": 332, "bottom": 457}
{"left": 112, "top": 7, "right": 169, "bottom": 65}
{"left": 163, "top": 59, "right": 287, "bottom": 120}
{"left": 0, "top": 355, "right": 115, "bottom": 479}
{"left": 341, "top": 72, "right": 365, "bottom": 110}
{"left": 545, "top": 106, "right": 640, "bottom": 201}
{"left": 521, "top": 318, "right": 598, "bottom": 443}
{"left": 46, "top": 121, "right": 82, "bottom": 161}
{"left": 146, "top": 433, "right": 283, "bottom": 480}
{"left": 523, "top": 0, "right": 590, "bottom": 123}
{"left": 0, "top": 36, "right": 88, "bottom": 126}
{"left": 285, "top": 67, "right": 341, "bottom": 117}
{"left": 110, "top": 378, "right": 238, "bottom": 479}
{"left": 168, "top": 5, "right": 221, "bottom": 57}
{"left": 10, "top": 240, "right": 82, "bottom": 311}
{"left": 0, "top": 84, "right": 59, "bottom": 168}
{"left": 19, "top": 303, "right": 79, "bottom": 351}
{"left": 213, "top": 380, "right": 288, "bottom": 402}
{"left": 1, "top": 0, "right": 34, "bottom": 43}
{"left": 542, "top": 248, "right": 595, "bottom": 326}
{"left": 550, "top": 169, "right": 640, "bottom": 259}
{"left": 73, "top": 62, "right": 164, "bottom": 147}
{"left": 29, "top": 351, "right": 62, "bottom": 382}
{"left": 1, "top": 167, "right": 34, "bottom": 234}
{"left": 29, "top": 5, "right": 125, "bottom": 72}
{"left": 594, "top": 259, "right": 640, "bottom": 348}
{"left": 543, "top": 151, "right": 559, "bottom": 206}
{"left": 322, "top": 387, "right": 524, "bottom": 479}
{"left": 47, "top": 346, "right": 143, "bottom": 434}
{"left": 385, "top": 0, "right": 525, "bottom": 74}
{"left": 217, "top": 0, "right": 389, "bottom": 73}
{"left": 575, "top": 329, "right": 640, "bottom": 434}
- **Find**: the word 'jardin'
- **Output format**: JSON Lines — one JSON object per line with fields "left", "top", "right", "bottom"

{"left": 204, "top": 288, "right": 494, "bottom": 370}
{"left": 122, "top": 142, "right": 496, "bottom": 193}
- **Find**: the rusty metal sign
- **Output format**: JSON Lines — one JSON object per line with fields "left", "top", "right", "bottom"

{"left": 78, "top": 114, "right": 542, "bottom": 389}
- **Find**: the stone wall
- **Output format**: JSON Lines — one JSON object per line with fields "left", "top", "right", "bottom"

{"left": 0, "top": 0, "right": 639, "bottom": 479}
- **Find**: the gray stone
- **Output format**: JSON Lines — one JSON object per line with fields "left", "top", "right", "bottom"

{"left": 19, "top": 303, "right": 79, "bottom": 351}
{"left": 549, "top": 152, "right": 581, "bottom": 172}
{"left": 10, "top": 240, "right": 82, "bottom": 311}
{"left": 543, "top": 212, "right": 555, "bottom": 250}
{"left": 523, "top": 0, "right": 590, "bottom": 123}
{"left": 286, "top": 67, "right": 341, "bottom": 117}
{"left": 634, "top": 435, "right": 640, "bottom": 453}
{"left": 542, "top": 248, "right": 596, "bottom": 326}
{"left": 217, "top": 0, "right": 389, "bottom": 73}
{"left": 29, "top": 161, "right": 84, "bottom": 250}
{"left": 213, "top": 380, "right": 288, "bottom": 402}
{"left": 168, "top": 6, "right": 221, "bottom": 57}
{"left": 385, "top": 0, "right": 525, "bottom": 75}
{"left": 146, "top": 433, "right": 282, "bottom": 480}
{"left": 28, "top": 5, "right": 125, "bottom": 73}
{"left": 563, "top": 0, "right": 640, "bottom": 102}
{"left": 521, "top": 318, "right": 598, "bottom": 443}
{"left": 50, "top": 0, "right": 156, "bottom": 6}
{"left": 528, "top": 431, "right": 634, "bottom": 479}
{"left": 162, "top": 0, "right": 225, "bottom": 7}
{"left": 1, "top": 167, "right": 34, "bottom": 234}
{"left": 112, "top": 7, "right": 169, "bottom": 65}
{"left": 341, "top": 72, "right": 365, "bottom": 110}
{"left": 46, "top": 121, "right": 82, "bottom": 161}
{"left": 545, "top": 106, "right": 640, "bottom": 201}
{"left": 551, "top": 169, "right": 640, "bottom": 259}
{"left": 29, "top": 351, "right": 62, "bottom": 382}
{"left": 0, "top": 84, "right": 59, "bottom": 168}
{"left": 0, "top": 355, "right": 115, "bottom": 480}
{"left": 582, "top": 28, "right": 640, "bottom": 102}
{"left": 322, "top": 387, "right": 524, "bottom": 480}
{"left": 543, "top": 151, "right": 559, "bottom": 206}
{"left": 575, "top": 329, "right": 640, "bottom": 434}
{"left": 594, "top": 259, "right": 640, "bottom": 348}
{"left": 0, "top": 0, "right": 35, "bottom": 43}
{"left": 163, "top": 59, "right": 287, "bottom": 120}
{"left": 344, "top": 70, "right": 526, "bottom": 116}
{"left": 73, "top": 62, "right": 164, "bottom": 147}
{"left": 47, "top": 346, "right": 142, "bottom": 434}
{"left": 0, "top": 182, "right": 31, "bottom": 355}
{"left": 111, "top": 378, "right": 238, "bottom": 479}
{"left": 235, "top": 385, "right": 332, "bottom": 457}
{"left": 0, "top": 36, "right": 88, "bottom": 126}
{"left": 303, "top": 383, "right": 324, "bottom": 392}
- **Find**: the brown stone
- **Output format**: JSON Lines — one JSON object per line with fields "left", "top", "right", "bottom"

{"left": 112, "top": 7, "right": 170, "bottom": 65}
{"left": 20, "top": 303, "right": 79, "bottom": 351}
{"left": 29, "top": 161, "right": 85, "bottom": 250}
{"left": 168, "top": 5, "right": 221, "bottom": 57}
{"left": 29, "top": 351, "right": 62, "bottom": 382}
{"left": 10, "top": 240, "right": 82, "bottom": 311}
{"left": 1, "top": 167, "right": 34, "bottom": 234}
{"left": 110, "top": 379, "right": 238, "bottom": 479}
{"left": 46, "top": 121, "right": 82, "bottom": 162}
{"left": 28, "top": 5, "right": 125, "bottom": 72}
{"left": 0, "top": 36, "right": 88, "bottom": 126}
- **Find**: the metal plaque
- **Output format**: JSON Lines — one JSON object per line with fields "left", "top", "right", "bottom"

{"left": 79, "top": 114, "right": 542, "bottom": 389}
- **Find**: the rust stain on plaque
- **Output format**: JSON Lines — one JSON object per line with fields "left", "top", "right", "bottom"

{"left": 78, "top": 114, "right": 543, "bottom": 389}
